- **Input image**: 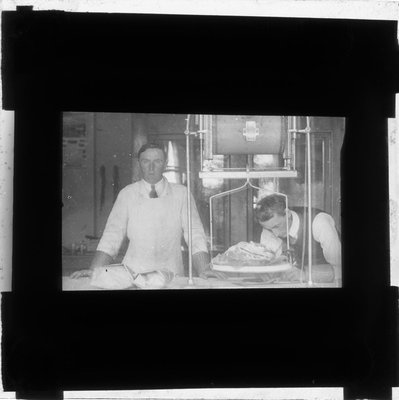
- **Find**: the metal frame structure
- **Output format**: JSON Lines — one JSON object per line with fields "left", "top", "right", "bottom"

{"left": 208, "top": 170, "right": 291, "bottom": 259}
{"left": 289, "top": 116, "right": 313, "bottom": 285}
{"left": 185, "top": 114, "right": 314, "bottom": 286}
{"left": 184, "top": 115, "right": 195, "bottom": 285}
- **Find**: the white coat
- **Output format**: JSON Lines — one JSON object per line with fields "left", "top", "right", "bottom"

{"left": 97, "top": 178, "right": 208, "bottom": 275}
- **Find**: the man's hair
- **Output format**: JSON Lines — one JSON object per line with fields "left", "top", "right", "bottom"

{"left": 138, "top": 142, "right": 166, "bottom": 160}
{"left": 255, "top": 194, "right": 287, "bottom": 222}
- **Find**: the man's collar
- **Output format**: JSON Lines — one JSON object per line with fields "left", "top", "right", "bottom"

{"left": 141, "top": 177, "right": 167, "bottom": 196}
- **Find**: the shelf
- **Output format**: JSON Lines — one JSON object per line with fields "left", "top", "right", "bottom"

{"left": 199, "top": 169, "right": 298, "bottom": 179}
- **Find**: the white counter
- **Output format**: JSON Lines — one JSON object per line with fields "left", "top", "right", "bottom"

{"left": 62, "top": 275, "right": 339, "bottom": 291}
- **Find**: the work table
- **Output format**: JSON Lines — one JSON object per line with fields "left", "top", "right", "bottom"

{"left": 62, "top": 274, "right": 340, "bottom": 290}
{"left": 62, "top": 254, "right": 340, "bottom": 289}
{"left": 62, "top": 253, "right": 124, "bottom": 276}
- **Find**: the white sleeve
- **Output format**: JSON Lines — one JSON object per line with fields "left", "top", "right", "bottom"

{"left": 312, "top": 213, "right": 342, "bottom": 267}
{"left": 182, "top": 190, "right": 208, "bottom": 255}
{"left": 96, "top": 190, "right": 129, "bottom": 259}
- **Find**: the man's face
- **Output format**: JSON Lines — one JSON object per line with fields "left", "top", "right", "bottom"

{"left": 139, "top": 148, "right": 166, "bottom": 184}
{"left": 259, "top": 213, "right": 287, "bottom": 238}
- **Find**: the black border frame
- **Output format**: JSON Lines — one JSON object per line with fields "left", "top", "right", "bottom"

{"left": 2, "top": 9, "right": 399, "bottom": 399}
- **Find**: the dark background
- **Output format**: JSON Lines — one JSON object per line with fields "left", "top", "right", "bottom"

{"left": 2, "top": 8, "right": 399, "bottom": 400}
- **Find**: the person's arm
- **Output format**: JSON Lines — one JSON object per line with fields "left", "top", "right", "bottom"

{"left": 69, "top": 250, "right": 113, "bottom": 279}
{"left": 312, "top": 213, "right": 342, "bottom": 269}
{"left": 96, "top": 189, "right": 129, "bottom": 259}
{"left": 90, "top": 250, "right": 114, "bottom": 268}
{"left": 70, "top": 190, "right": 129, "bottom": 279}
{"left": 181, "top": 190, "right": 210, "bottom": 276}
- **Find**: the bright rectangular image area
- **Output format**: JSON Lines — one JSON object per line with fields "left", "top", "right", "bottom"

{"left": 62, "top": 113, "right": 343, "bottom": 290}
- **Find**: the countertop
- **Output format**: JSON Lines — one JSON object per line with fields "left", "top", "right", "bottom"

{"left": 62, "top": 275, "right": 339, "bottom": 290}
{"left": 62, "top": 256, "right": 340, "bottom": 290}
{"left": 62, "top": 253, "right": 124, "bottom": 275}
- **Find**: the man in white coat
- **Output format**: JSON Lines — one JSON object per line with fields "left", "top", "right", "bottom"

{"left": 71, "top": 143, "right": 210, "bottom": 279}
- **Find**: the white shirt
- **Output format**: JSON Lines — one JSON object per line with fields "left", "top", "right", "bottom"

{"left": 289, "top": 210, "right": 342, "bottom": 269}
{"left": 288, "top": 210, "right": 300, "bottom": 239}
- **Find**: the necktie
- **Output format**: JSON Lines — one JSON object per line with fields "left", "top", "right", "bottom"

{"left": 149, "top": 184, "right": 158, "bottom": 198}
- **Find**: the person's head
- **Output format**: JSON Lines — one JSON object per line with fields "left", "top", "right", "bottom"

{"left": 138, "top": 143, "right": 167, "bottom": 184}
{"left": 255, "top": 194, "right": 289, "bottom": 238}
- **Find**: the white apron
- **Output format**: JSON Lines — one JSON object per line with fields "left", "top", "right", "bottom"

{"left": 122, "top": 185, "right": 184, "bottom": 275}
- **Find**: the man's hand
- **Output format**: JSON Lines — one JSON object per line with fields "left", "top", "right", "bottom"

{"left": 70, "top": 269, "right": 93, "bottom": 279}
{"left": 69, "top": 250, "right": 113, "bottom": 279}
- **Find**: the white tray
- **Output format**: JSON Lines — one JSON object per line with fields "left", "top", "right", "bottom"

{"left": 212, "top": 262, "right": 292, "bottom": 273}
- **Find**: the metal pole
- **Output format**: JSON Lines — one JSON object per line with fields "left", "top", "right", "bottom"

{"left": 306, "top": 117, "right": 313, "bottom": 285}
{"left": 93, "top": 113, "right": 98, "bottom": 237}
{"left": 185, "top": 115, "right": 194, "bottom": 285}
{"left": 292, "top": 131, "right": 297, "bottom": 171}
{"left": 210, "top": 195, "right": 214, "bottom": 257}
{"left": 284, "top": 192, "right": 290, "bottom": 256}
{"left": 199, "top": 115, "right": 204, "bottom": 171}
{"left": 286, "top": 122, "right": 291, "bottom": 170}
{"left": 290, "top": 115, "right": 297, "bottom": 171}
{"left": 208, "top": 115, "right": 213, "bottom": 157}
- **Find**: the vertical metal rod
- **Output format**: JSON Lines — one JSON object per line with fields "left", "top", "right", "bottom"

{"left": 200, "top": 133, "right": 204, "bottom": 172}
{"left": 306, "top": 117, "right": 313, "bottom": 285}
{"left": 199, "top": 115, "right": 204, "bottom": 171}
{"left": 208, "top": 115, "right": 213, "bottom": 157}
{"left": 329, "top": 137, "right": 333, "bottom": 214}
{"left": 210, "top": 195, "right": 214, "bottom": 256}
{"left": 246, "top": 160, "right": 252, "bottom": 242}
{"left": 284, "top": 193, "right": 290, "bottom": 255}
{"left": 284, "top": 116, "right": 296, "bottom": 259}
{"left": 292, "top": 132, "right": 297, "bottom": 171}
{"left": 185, "top": 115, "right": 193, "bottom": 285}
{"left": 93, "top": 113, "right": 98, "bottom": 237}
{"left": 322, "top": 140, "right": 326, "bottom": 209}
{"left": 227, "top": 155, "right": 232, "bottom": 250}
{"left": 322, "top": 140, "right": 325, "bottom": 182}
{"left": 286, "top": 117, "right": 291, "bottom": 170}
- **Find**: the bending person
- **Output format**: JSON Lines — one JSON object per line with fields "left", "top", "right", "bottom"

{"left": 255, "top": 194, "right": 341, "bottom": 281}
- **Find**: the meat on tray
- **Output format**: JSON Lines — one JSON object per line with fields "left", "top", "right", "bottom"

{"left": 212, "top": 241, "right": 285, "bottom": 266}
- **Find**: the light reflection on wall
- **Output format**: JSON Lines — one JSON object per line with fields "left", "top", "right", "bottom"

{"left": 163, "top": 171, "right": 180, "bottom": 184}
{"left": 164, "top": 141, "right": 182, "bottom": 184}
{"left": 202, "top": 155, "right": 225, "bottom": 189}
{"left": 254, "top": 154, "right": 280, "bottom": 202}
